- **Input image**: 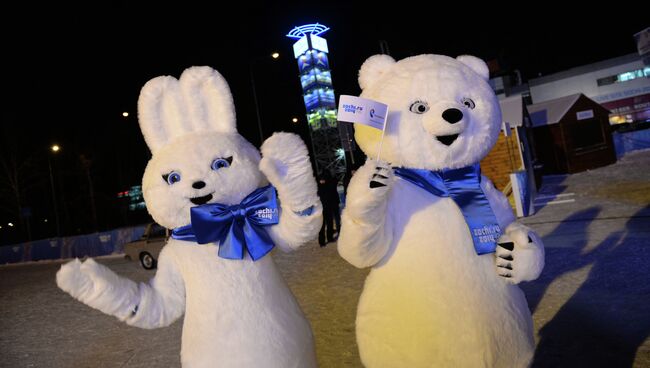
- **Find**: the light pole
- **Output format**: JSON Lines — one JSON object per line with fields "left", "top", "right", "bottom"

{"left": 48, "top": 144, "right": 61, "bottom": 237}
{"left": 80, "top": 154, "right": 98, "bottom": 232}
{"left": 249, "top": 52, "right": 280, "bottom": 146}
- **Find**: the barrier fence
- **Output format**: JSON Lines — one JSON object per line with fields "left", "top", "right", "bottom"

{"left": 0, "top": 225, "right": 147, "bottom": 265}
{"left": 613, "top": 129, "right": 650, "bottom": 158}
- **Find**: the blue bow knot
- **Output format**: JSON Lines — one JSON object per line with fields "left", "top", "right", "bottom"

{"left": 171, "top": 185, "right": 279, "bottom": 261}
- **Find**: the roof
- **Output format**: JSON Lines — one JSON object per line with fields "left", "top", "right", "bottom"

{"left": 499, "top": 95, "right": 524, "bottom": 127}
{"left": 527, "top": 94, "right": 582, "bottom": 127}
{"left": 528, "top": 53, "right": 641, "bottom": 87}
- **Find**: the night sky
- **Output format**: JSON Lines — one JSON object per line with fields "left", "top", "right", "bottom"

{"left": 1, "top": 2, "right": 646, "bottom": 240}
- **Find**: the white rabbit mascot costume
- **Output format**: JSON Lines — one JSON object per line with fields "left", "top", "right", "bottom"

{"left": 338, "top": 54, "right": 545, "bottom": 367}
{"left": 57, "top": 66, "right": 322, "bottom": 368}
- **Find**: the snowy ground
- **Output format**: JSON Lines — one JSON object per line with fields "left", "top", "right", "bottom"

{"left": 1, "top": 150, "right": 649, "bottom": 367}
{"left": 519, "top": 149, "right": 650, "bottom": 368}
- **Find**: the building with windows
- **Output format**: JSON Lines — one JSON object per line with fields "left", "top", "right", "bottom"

{"left": 528, "top": 53, "right": 650, "bottom": 126}
{"left": 481, "top": 52, "right": 647, "bottom": 213}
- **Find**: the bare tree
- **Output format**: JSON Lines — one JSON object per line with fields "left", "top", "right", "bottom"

{"left": 0, "top": 144, "right": 41, "bottom": 241}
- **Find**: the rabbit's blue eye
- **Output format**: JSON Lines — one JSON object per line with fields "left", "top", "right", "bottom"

{"left": 162, "top": 171, "right": 181, "bottom": 185}
{"left": 211, "top": 156, "right": 233, "bottom": 171}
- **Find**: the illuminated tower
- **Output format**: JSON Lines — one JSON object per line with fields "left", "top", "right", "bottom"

{"left": 287, "top": 23, "right": 348, "bottom": 182}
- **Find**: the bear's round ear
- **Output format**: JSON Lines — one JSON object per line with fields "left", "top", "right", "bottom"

{"left": 359, "top": 54, "right": 396, "bottom": 90}
{"left": 456, "top": 55, "right": 490, "bottom": 81}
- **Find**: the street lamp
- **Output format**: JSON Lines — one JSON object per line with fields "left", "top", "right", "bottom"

{"left": 48, "top": 144, "right": 61, "bottom": 237}
{"left": 249, "top": 52, "right": 280, "bottom": 146}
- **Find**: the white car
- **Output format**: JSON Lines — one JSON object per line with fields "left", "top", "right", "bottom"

{"left": 124, "top": 223, "right": 168, "bottom": 269}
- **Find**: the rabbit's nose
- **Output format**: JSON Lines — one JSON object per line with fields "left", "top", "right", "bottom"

{"left": 192, "top": 181, "right": 206, "bottom": 189}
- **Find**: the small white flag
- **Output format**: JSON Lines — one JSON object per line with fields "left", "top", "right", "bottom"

{"left": 337, "top": 95, "right": 388, "bottom": 130}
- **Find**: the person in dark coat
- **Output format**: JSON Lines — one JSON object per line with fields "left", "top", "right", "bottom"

{"left": 342, "top": 167, "right": 357, "bottom": 207}
{"left": 317, "top": 170, "right": 341, "bottom": 246}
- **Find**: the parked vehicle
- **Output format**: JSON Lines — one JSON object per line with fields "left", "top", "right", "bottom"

{"left": 124, "top": 223, "right": 168, "bottom": 269}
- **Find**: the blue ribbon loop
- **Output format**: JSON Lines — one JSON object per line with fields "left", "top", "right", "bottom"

{"left": 171, "top": 185, "right": 279, "bottom": 261}
{"left": 394, "top": 164, "right": 501, "bottom": 255}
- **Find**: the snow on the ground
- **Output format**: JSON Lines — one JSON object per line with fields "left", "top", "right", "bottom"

{"left": 1, "top": 150, "right": 649, "bottom": 367}
{"left": 274, "top": 241, "right": 368, "bottom": 367}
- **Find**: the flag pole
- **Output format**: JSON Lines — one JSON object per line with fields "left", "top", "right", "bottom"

{"left": 375, "top": 110, "right": 389, "bottom": 163}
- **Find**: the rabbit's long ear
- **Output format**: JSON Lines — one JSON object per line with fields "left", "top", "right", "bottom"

{"left": 180, "top": 66, "right": 236, "bottom": 134}
{"left": 138, "top": 76, "right": 191, "bottom": 153}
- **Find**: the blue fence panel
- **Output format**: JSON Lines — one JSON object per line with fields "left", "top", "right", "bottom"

{"left": 96, "top": 231, "right": 116, "bottom": 256}
{"left": 0, "top": 245, "right": 25, "bottom": 264}
{"left": 70, "top": 233, "right": 109, "bottom": 258}
{"left": 68, "top": 235, "right": 90, "bottom": 259}
{"left": 613, "top": 129, "right": 650, "bottom": 158}
{"left": 30, "top": 239, "right": 62, "bottom": 261}
{"left": 112, "top": 226, "right": 146, "bottom": 254}
{"left": 1, "top": 224, "right": 149, "bottom": 264}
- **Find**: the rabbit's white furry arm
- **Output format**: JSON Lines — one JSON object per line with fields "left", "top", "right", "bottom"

{"left": 56, "top": 245, "right": 185, "bottom": 329}
{"left": 268, "top": 202, "right": 323, "bottom": 252}
{"left": 337, "top": 159, "right": 393, "bottom": 268}
{"left": 260, "top": 132, "right": 322, "bottom": 251}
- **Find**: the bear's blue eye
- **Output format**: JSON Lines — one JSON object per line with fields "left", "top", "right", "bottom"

{"left": 409, "top": 101, "right": 429, "bottom": 114}
{"left": 461, "top": 97, "right": 476, "bottom": 109}
{"left": 163, "top": 171, "right": 181, "bottom": 185}
{"left": 211, "top": 156, "right": 233, "bottom": 171}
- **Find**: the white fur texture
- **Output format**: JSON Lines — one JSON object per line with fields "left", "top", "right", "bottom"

{"left": 481, "top": 174, "right": 516, "bottom": 230}
{"left": 56, "top": 258, "right": 142, "bottom": 321}
{"left": 496, "top": 222, "right": 545, "bottom": 284}
{"left": 138, "top": 66, "right": 237, "bottom": 153}
{"left": 339, "top": 54, "right": 544, "bottom": 367}
{"left": 142, "top": 131, "right": 264, "bottom": 230}
{"left": 337, "top": 159, "right": 393, "bottom": 269}
{"left": 261, "top": 132, "right": 323, "bottom": 251}
{"left": 457, "top": 55, "right": 490, "bottom": 80}
{"left": 57, "top": 66, "right": 321, "bottom": 367}
{"left": 358, "top": 54, "right": 396, "bottom": 90}
{"left": 355, "top": 54, "right": 502, "bottom": 170}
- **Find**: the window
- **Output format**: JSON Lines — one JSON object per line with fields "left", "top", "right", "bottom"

{"left": 597, "top": 75, "right": 617, "bottom": 86}
{"left": 568, "top": 118, "right": 605, "bottom": 151}
{"left": 150, "top": 224, "right": 168, "bottom": 239}
{"left": 597, "top": 67, "right": 650, "bottom": 86}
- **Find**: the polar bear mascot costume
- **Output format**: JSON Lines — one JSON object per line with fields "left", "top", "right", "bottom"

{"left": 338, "top": 54, "right": 544, "bottom": 368}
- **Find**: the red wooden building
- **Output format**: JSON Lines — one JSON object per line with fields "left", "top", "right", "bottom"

{"left": 528, "top": 93, "right": 616, "bottom": 174}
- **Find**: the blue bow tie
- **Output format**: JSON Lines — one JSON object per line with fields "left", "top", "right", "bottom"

{"left": 394, "top": 164, "right": 501, "bottom": 255}
{"left": 171, "top": 185, "right": 279, "bottom": 261}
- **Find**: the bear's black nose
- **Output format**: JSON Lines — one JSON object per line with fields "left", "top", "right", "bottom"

{"left": 192, "top": 181, "right": 206, "bottom": 189}
{"left": 442, "top": 108, "right": 463, "bottom": 124}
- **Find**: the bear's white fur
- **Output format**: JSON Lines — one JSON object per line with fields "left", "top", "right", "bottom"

{"left": 338, "top": 54, "right": 544, "bottom": 367}
{"left": 57, "top": 66, "right": 322, "bottom": 367}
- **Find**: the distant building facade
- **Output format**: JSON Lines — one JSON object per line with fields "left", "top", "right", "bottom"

{"left": 482, "top": 53, "right": 649, "bottom": 189}
{"left": 528, "top": 53, "right": 650, "bottom": 125}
